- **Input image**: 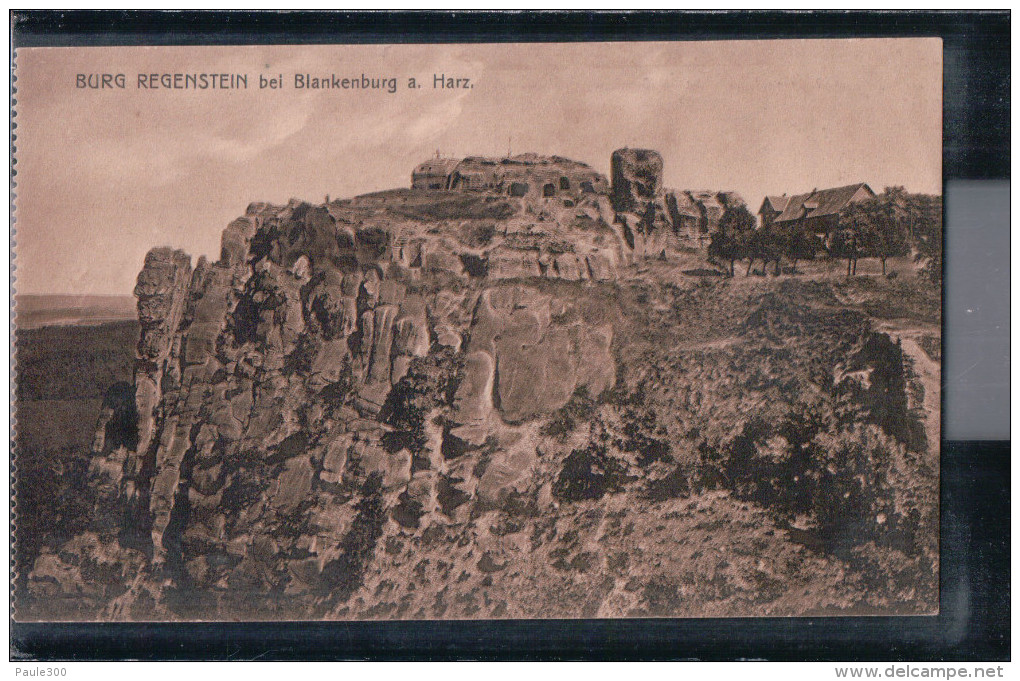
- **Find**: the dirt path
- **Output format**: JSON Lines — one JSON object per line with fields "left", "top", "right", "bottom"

{"left": 876, "top": 322, "right": 941, "bottom": 451}
{"left": 900, "top": 336, "right": 941, "bottom": 450}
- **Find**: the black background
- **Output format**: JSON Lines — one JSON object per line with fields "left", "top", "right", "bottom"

{"left": 10, "top": 10, "right": 1010, "bottom": 661}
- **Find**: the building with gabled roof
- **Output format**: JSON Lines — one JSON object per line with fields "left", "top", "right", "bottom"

{"left": 758, "top": 195, "right": 790, "bottom": 229}
{"left": 758, "top": 183, "right": 875, "bottom": 236}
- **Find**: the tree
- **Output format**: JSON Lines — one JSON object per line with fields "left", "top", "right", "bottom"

{"left": 709, "top": 205, "right": 755, "bottom": 276}
{"left": 908, "top": 193, "right": 943, "bottom": 283}
{"left": 718, "top": 204, "right": 757, "bottom": 235}
{"left": 708, "top": 228, "right": 743, "bottom": 276}
{"left": 851, "top": 198, "right": 908, "bottom": 275}
{"left": 829, "top": 226, "right": 861, "bottom": 276}
{"left": 870, "top": 219, "right": 909, "bottom": 275}
{"left": 838, "top": 194, "right": 918, "bottom": 276}
{"left": 747, "top": 226, "right": 784, "bottom": 276}
{"left": 836, "top": 198, "right": 895, "bottom": 276}
{"left": 784, "top": 227, "right": 822, "bottom": 272}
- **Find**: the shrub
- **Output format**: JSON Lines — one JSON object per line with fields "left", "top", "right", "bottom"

{"left": 379, "top": 349, "right": 462, "bottom": 455}
{"left": 391, "top": 491, "right": 425, "bottom": 529}
{"left": 540, "top": 386, "right": 597, "bottom": 440}
{"left": 319, "top": 359, "right": 355, "bottom": 407}
{"left": 283, "top": 333, "right": 321, "bottom": 375}
{"left": 459, "top": 253, "right": 489, "bottom": 277}
{"left": 641, "top": 575, "right": 684, "bottom": 616}
{"left": 617, "top": 403, "right": 672, "bottom": 467}
{"left": 470, "top": 223, "right": 496, "bottom": 247}
{"left": 552, "top": 442, "right": 630, "bottom": 502}
{"left": 320, "top": 473, "right": 386, "bottom": 601}
{"left": 644, "top": 465, "right": 691, "bottom": 502}
{"left": 835, "top": 332, "right": 926, "bottom": 452}
{"left": 698, "top": 406, "right": 932, "bottom": 561}
{"left": 809, "top": 426, "right": 921, "bottom": 557}
{"left": 221, "top": 470, "right": 265, "bottom": 513}
{"left": 267, "top": 431, "right": 309, "bottom": 465}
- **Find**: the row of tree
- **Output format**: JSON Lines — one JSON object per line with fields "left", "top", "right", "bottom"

{"left": 708, "top": 188, "right": 942, "bottom": 281}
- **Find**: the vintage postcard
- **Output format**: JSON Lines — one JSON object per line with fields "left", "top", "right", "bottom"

{"left": 12, "top": 40, "right": 942, "bottom": 621}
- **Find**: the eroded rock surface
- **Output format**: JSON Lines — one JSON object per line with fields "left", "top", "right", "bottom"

{"left": 30, "top": 154, "right": 630, "bottom": 618}
{"left": 25, "top": 151, "right": 934, "bottom": 621}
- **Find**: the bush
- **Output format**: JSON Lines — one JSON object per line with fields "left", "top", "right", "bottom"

{"left": 835, "top": 332, "right": 926, "bottom": 452}
{"left": 221, "top": 468, "right": 266, "bottom": 514}
{"left": 267, "top": 431, "right": 310, "bottom": 465}
{"left": 706, "top": 416, "right": 781, "bottom": 509}
{"left": 641, "top": 575, "right": 684, "bottom": 616}
{"left": 459, "top": 254, "right": 489, "bottom": 277}
{"left": 698, "top": 405, "right": 932, "bottom": 561}
{"left": 552, "top": 442, "right": 630, "bottom": 502}
{"left": 618, "top": 404, "right": 672, "bottom": 467}
{"left": 283, "top": 333, "right": 321, "bottom": 375}
{"left": 540, "top": 386, "right": 597, "bottom": 440}
{"left": 320, "top": 473, "right": 386, "bottom": 601}
{"left": 379, "top": 349, "right": 462, "bottom": 455}
{"left": 391, "top": 491, "right": 425, "bottom": 529}
{"left": 643, "top": 465, "right": 690, "bottom": 502}
{"left": 809, "top": 426, "right": 926, "bottom": 557}
{"left": 319, "top": 359, "right": 355, "bottom": 407}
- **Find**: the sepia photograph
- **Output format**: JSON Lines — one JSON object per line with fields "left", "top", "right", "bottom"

{"left": 12, "top": 39, "right": 943, "bottom": 622}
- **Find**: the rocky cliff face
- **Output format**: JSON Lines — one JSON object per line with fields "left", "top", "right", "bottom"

{"left": 27, "top": 165, "right": 628, "bottom": 618}
{"left": 25, "top": 152, "right": 937, "bottom": 621}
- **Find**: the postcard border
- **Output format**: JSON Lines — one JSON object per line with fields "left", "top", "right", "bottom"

{"left": 8, "top": 9, "right": 1009, "bottom": 662}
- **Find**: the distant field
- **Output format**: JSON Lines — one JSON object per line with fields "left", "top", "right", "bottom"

{"left": 16, "top": 294, "right": 137, "bottom": 329}
{"left": 15, "top": 320, "right": 139, "bottom": 401}
{"left": 14, "top": 319, "right": 139, "bottom": 604}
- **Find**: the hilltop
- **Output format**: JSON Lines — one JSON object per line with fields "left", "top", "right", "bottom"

{"left": 18, "top": 149, "right": 939, "bottom": 620}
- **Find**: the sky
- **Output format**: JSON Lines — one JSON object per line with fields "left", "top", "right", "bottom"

{"left": 14, "top": 39, "right": 942, "bottom": 295}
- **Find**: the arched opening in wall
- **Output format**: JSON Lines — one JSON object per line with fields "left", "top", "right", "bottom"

{"left": 459, "top": 253, "right": 489, "bottom": 277}
{"left": 559, "top": 176, "right": 570, "bottom": 190}
{"left": 543, "top": 183, "right": 556, "bottom": 197}
{"left": 509, "top": 182, "right": 529, "bottom": 197}
{"left": 580, "top": 181, "right": 595, "bottom": 194}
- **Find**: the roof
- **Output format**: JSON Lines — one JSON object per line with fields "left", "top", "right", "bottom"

{"left": 774, "top": 183, "right": 874, "bottom": 223}
{"left": 413, "top": 158, "right": 462, "bottom": 177}
{"left": 760, "top": 195, "right": 790, "bottom": 213}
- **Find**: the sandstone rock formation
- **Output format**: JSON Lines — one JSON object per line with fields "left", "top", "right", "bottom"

{"left": 28, "top": 154, "right": 630, "bottom": 618}
{"left": 26, "top": 150, "right": 931, "bottom": 621}
{"left": 413, "top": 153, "right": 610, "bottom": 199}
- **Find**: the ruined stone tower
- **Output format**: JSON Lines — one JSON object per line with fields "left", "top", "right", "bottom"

{"left": 610, "top": 148, "right": 664, "bottom": 213}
